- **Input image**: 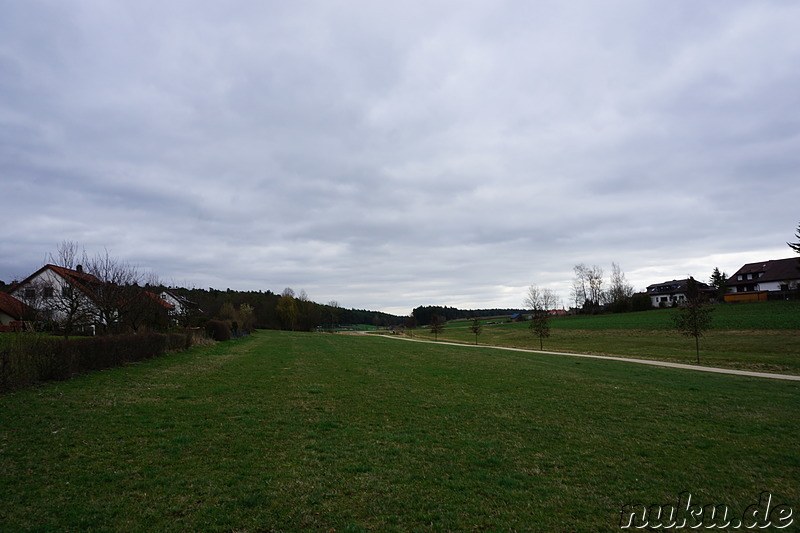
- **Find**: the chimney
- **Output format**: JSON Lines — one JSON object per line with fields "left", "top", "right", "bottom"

{"left": 76, "top": 265, "right": 83, "bottom": 273}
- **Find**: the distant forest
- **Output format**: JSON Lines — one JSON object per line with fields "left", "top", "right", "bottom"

{"left": 168, "top": 289, "right": 524, "bottom": 330}
{"left": 411, "top": 305, "right": 525, "bottom": 326}
{"left": 170, "top": 287, "right": 404, "bottom": 330}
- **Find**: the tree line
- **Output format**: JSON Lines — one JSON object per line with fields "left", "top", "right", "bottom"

{"left": 2, "top": 242, "right": 404, "bottom": 335}
{"left": 173, "top": 286, "right": 403, "bottom": 331}
{"left": 411, "top": 305, "right": 525, "bottom": 326}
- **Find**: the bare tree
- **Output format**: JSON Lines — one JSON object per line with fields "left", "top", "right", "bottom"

{"left": 673, "top": 277, "right": 714, "bottom": 364}
{"left": 469, "top": 318, "right": 483, "bottom": 345}
{"left": 524, "top": 285, "right": 557, "bottom": 313}
{"left": 327, "top": 300, "right": 340, "bottom": 331}
{"left": 524, "top": 284, "right": 556, "bottom": 349}
{"left": 587, "top": 265, "right": 605, "bottom": 309}
{"left": 529, "top": 312, "right": 551, "bottom": 350}
{"left": 120, "top": 290, "right": 171, "bottom": 333}
{"left": 17, "top": 278, "right": 51, "bottom": 329}
{"left": 404, "top": 315, "right": 417, "bottom": 338}
{"left": 49, "top": 240, "right": 82, "bottom": 271}
{"left": 85, "top": 249, "right": 142, "bottom": 334}
{"left": 42, "top": 241, "right": 98, "bottom": 336}
{"left": 429, "top": 314, "right": 444, "bottom": 341}
{"left": 571, "top": 264, "right": 589, "bottom": 309}
{"left": 607, "top": 262, "right": 635, "bottom": 312}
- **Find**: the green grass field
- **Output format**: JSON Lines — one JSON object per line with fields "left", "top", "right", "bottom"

{"left": 1, "top": 331, "right": 798, "bottom": 531}
{"left": 414, "top": 302, "right": 800, "bottom": 375}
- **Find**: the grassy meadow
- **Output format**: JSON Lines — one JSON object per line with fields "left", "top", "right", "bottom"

{"left": 414, "top": 301, "right": 800, "bottom": 375}
{"left": 1, "top": 330, "right": 798, "bottom": 531}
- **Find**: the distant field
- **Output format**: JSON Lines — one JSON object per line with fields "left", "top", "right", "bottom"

{"left": 1, "top": 331, "right": 798, "bottom": 531}
{"left": 412, "top": 301, "right": 800, "bottom": 374}
{"left": 446, "top": 301, "right": 800, "bottom": 331}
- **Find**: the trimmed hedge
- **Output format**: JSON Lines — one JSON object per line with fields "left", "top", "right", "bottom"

{"left": 205, "top": 320, "right": 231, "bottom": 341}
{"left": 0, "top": 331, "right": 200, "bottom": 393}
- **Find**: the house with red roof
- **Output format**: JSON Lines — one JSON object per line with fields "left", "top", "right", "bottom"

{"left": 9, "top": 264, "right": 104, "bottom": 333}
{"left": 0, "top": 292, "right": 32, "bottom": 330}
{"left": 8, "top": 263, "right": 177, "bottom": 333}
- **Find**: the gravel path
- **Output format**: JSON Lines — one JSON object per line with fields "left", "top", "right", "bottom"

{"left": 380, "top": 335, "right": 800, "bottom": 381}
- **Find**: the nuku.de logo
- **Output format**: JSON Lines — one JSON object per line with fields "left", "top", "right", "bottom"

{"left": 620, "top": 491, "right": 793, "bottom": 529}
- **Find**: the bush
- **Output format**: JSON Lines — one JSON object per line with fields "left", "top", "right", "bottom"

{"left": 205, "top": 320, "right": 231, "bottom": 341}
{"left": 0, "top": 329, "right": 205, "bottom": 393}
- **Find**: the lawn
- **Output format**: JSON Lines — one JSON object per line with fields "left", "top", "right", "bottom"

{"left": 413, "top": 302, "right": 800, "bottom": 375}
{"left": 1, "top": 331, "right": 798, "bottom": 531}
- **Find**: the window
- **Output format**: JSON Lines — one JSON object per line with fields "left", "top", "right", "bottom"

{"left": 43, "top": 287, "right": 54, "bottom": 298}
{"left": 24, "top": 288, "right": 36, "bottom": 298}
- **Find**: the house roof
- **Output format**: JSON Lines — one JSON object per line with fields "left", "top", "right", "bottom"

{"left": 121, "top": 291, "right": 175, "bottom": 311}
{"left": 0, "top": 291, "right": 30, "bottom": 320}
{"left": 646, "top": 278, "right": 714, "bottom": 295}
{"left": 48, "top": 264, "right": 103, "bottom": 286}
{"left": 11, "top": 264, "right": 104, "bottom": 301}
{"left": 729, "top": 257, "right": 800, "bottom": 284}
{"left": 145, "top": 291, "right": 175, "bottom": 310}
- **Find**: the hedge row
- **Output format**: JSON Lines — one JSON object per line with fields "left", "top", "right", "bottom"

{"left": 0, "top": 331, "right": 202, "bottom": 393}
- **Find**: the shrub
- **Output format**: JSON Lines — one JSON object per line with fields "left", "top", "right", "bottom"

{"left": 205, "top": 320, "right": 231, "bottom": 341}
{"left": 0, "top": 329, "right": 204, "bottom": 393}
{"left": 1, "top": 335, "right": 59, "bottom": 389}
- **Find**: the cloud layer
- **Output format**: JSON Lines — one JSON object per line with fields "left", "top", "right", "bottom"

{"left": 2, "top": 1, "right": 799, "bottom": 314}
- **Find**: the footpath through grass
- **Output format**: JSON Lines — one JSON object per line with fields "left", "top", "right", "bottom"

{"left": 1, "top": 330, "right": 798, "bottom": 531}
{"left": 419, "top": 302, "right": 800, "bottom": 375}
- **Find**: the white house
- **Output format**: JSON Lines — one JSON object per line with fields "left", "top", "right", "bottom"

{"left": 725, "top": 258, "right": 800, "bottom": 302}
{"left": 158, "top": 290, "right": 185, "bottom": 317}
{"left": 9, "top": 264, "right": 103, "bottom": 331}
{"left": 645, "top": 278, "right": 714, "bottom": 307}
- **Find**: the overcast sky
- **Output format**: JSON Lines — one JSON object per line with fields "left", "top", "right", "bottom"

{"left": 2, "top": 1, "right": 799, "bottom": 315}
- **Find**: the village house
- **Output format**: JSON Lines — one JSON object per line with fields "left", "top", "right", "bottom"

{"left": 9, "top": 264, "right": 104, "bottom": 332}
{"left": 0, "top": 291, "right": 31, "bottom": 331}
{"left": 645, "top": 278, "right": 715, "bottom": 307}
{"left": 725, "top": 257, "right": 800, "bottom": 302}
{"left": 9, "top": 264, "right": 180, "bottom": 333}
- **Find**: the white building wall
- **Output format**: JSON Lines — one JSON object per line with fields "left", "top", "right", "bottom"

{"left": 11, "top": 268, "right": 99, "bottom": 325}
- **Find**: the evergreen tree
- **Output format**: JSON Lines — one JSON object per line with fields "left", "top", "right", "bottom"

{"left": 789, "top": 222, "right": 800, "bottom": 255}
{"left": 709, "top": 267, "right": 728, "bottom": 302}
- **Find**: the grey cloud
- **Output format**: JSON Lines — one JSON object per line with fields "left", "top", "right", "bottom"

{"left": 2, "top": 1, "right": 799, "bottom": 312}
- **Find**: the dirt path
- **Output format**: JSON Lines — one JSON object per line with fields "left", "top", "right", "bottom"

{"left": 378, "top": 335, "right": 800, "bottom": 381}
